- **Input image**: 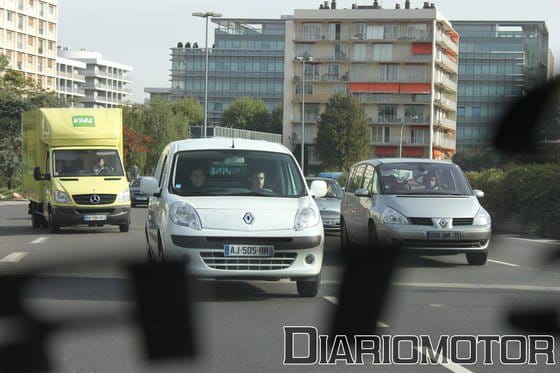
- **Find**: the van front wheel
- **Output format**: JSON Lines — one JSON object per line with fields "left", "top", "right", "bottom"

{"left": 296, "top": 274, "right": 321, "bottom": 297}
{"left": 48, "top": 208, "right": 60, "bottom": 234}
{"left": 119, "top": 222, "right": 130, "bottom": 232}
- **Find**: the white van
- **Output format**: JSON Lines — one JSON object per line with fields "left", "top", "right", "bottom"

{"left": 141, "top": 138, "right": 327, "bottom": 297}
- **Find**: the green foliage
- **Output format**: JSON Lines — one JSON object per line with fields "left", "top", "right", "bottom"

{"left": 315, "top": 94, "right": 370, "bottom": 171}
{"left": 0, "top": 54, "right": 67, "bottom": 189}
{"left": 222, "top": 97, "right": 269, "bottom": 132}
{"left": 466, "top": 163, "right": 560, "bottom": 237}
{"left": 452, "top": 148, "right": 501, "bottom": 171}
{"left": 267, "top": 104, "right": 283, "bottom": 134}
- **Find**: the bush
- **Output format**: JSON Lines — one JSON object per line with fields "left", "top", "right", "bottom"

{"left": 466, "top": 163, "right": 560, "bottom": 237}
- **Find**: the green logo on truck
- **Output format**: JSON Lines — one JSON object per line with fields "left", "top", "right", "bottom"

{"left": 72, "top": 115, "right": 95, "bottom": 127}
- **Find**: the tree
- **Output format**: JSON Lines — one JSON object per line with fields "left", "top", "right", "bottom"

{"left": 267, "top": 104, "right": 283, "bottom": 134}
{"left": 314, "top": 94, "right": 370, "bottom": 171}
{"left": 222, "top": 97, "right": 269, "bottom": 132}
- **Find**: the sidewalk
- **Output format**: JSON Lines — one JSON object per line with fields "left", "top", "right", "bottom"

{"left": 0, "top": 200, "right": 28, "bottom": 206}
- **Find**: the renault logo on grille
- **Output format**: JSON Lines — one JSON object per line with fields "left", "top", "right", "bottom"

{"left": 438, "top": 219, "right": 450, "bottom": 228}
{"left": 243, "top": 212, "right": 255, "bottom": 225}
{"left": 90, "top": 195, "right": 101, "bottom": 204}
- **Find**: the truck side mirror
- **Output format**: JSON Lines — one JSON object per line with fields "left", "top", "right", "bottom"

{"left": 33, "top": 167, "right": 41, "bottom": 181}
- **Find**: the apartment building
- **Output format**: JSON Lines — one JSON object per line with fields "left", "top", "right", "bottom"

{"left": 56, "top": 56, "right": 85, "bottom": 106}
{"left": 58, "top": 49, "right": 133, "bottom": 108}
{"left": 0, "top": 0, "right": 58, "bottom": 91}
{"left": 283, "top": 1, "right": 459, "bottom": 165}
{"left": 452, "top": 21, "right": 550, "bottom": 150}
{"left": 170, "top": 18, "right": 285, "bottom": 124}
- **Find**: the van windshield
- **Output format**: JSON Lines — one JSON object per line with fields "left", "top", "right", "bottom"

{"left": 170, "top": 150, "right": 306, "bottom": 198}
{"left": 379, "top": 162, "right": 472, "bottom": 195}
{"left": 53, "top": 150, "right": 124, "bottom": 177}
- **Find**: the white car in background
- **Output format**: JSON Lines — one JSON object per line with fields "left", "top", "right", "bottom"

{"left": 141, "top": 138, "right": 327, "bottom": 297}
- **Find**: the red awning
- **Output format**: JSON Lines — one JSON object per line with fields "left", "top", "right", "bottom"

{"left": 411, "top": 43, "right": 432, "bottom": 55}
{"left": 400, "top": 83, "right": 431, "bottom": 94}
{"left": 375, "top": 146, "right": 397, "bottom": 157}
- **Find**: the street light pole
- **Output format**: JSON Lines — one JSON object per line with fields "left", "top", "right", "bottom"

{"left": 193, "top": 11, "right": 222, "bottom": 138}
{"left": 296, "top": 52, "right": 312, "bottom": 175}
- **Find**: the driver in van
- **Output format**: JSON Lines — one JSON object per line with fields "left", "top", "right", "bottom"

{"left": 93, "top": 157, "right": 114, "bottom": 176}
{"left": 249, "top": 170, "right": 273, "bottom": 193}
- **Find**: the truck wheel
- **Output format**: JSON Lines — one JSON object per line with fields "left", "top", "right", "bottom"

{"left": 31, "top": 206, "right": 41, "bottom": 229}
{"left": 48, "top": 208, "right": 60, "bottom": 234}
{"left": 296, "top": 273, "right": 321, "bottom": 297}
{"left": 119, "top": 222, "right": 130, "bottom": 232}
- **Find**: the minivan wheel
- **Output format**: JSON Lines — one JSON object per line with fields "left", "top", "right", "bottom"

{"left": 466, "top": 252, "right": 487, "bottom": 265}
{"left": 368, "top": 221, "right": 379, "bottom": 250}
{"left": 341, "top": 219, "right": 351, "bottom": 251}
{"left": 157, "top": 233, "right": 165, "bottom": 262}
{"left": 296, "top": 273, "right": 321, "bottom": 297}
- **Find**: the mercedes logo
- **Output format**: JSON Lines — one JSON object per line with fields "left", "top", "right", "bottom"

{"left": 243, "top": 212, "right": 255, "bottom": 225}
{"left": 90, "top": 194, "right": 101, "bottom": 204}
{"left": 439, "top": 219, "right": 448, "bottom": 228}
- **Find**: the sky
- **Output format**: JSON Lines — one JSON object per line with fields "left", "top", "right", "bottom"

{"left": 58, "top": 0, "right": 560, "bottom": 103}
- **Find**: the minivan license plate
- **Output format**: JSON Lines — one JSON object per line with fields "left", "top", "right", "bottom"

{"left": 224, "top": 244, "right": 274, "bottom": 257}
{"left": 427, "top": 231, "right": 462, "bottom": 239}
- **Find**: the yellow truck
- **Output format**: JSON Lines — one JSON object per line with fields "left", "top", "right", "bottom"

{"left": 22, "top": 108, "right": 131, "bottom": 233}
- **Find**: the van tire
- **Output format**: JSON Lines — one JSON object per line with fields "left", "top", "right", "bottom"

{"left": 297, "top": 274, "right": 320, "bottom": 297}
{"left": 119, "top": 222, "right": 130, "bottom": 232}
{"left": 466, "top": 252, "right": 487, "bottom": 265}
{"left": 48, "top": 207, "right": 60, "bottom": 234}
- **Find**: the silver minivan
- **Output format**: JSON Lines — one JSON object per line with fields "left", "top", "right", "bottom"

{"left": 340, "top": 158, "right": 491, "bottom": 265}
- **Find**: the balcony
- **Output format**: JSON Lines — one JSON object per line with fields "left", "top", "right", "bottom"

{"left": 433, "top": 135, "right": 456, "bottom": 149}
{"left": 435, "top": 117, "right": 456, "bottom": 131}
{"left": 435, "top": 53, "right": 458, "bottom": 74}
{"left": 370, "top": 137, "right": 429, "bottom": 146}
{"left": 369, "top": 116, "right": 431, "bottom": 125}
{"left": 57, "top": 86, "right": 85, "bottom": 96}
{"left": 434, "top": 74, "right": 457, "bottom": 92}
{"left": 292, "top": 93, "right": 333, "bottom": 103}
{"left": 434, "top": 96, "right": 457, "bottom": 112}
{"left": 295, "top": 33, "right": 433, "bottom": 43}
{"left": 436, "top": 32, "right": 459, "bottom": 54}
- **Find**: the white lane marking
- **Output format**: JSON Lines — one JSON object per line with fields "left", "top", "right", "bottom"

{"left": 416, "top": 347, "right": 474, "bottom": 373}
{"left": 499, "top": 235, "right": 560, "bottom": 245}
{"left": 488, "top": 259, "right": 519, "bottom": 267}
{"left": 323, "top": 296, "right": 389, "bottom": 328}
{"left": 30, "top": 237, "right": 47, "bottom": 244}
{"left": 393, "top": 282, "right": 560, "bottom": 292}
{"left": 0, "top": 252, "right": 28, "bottom": 262}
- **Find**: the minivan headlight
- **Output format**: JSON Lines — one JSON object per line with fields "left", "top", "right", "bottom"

{"left": 294, "top": 204, "right": 320, "bottom": 231}
{"left": 117, "top": 189, "right": 130, "bottom": 203}
{"left": 170, "top": 201, "right": 202, "bottom": 230}
{"left": 382, "top": 207, "right": 409, "bottom": 225}
{"left": 54, "top": 190, "right": 71, "bottom": 204}
{"left": 474, "top": 209, "right": 491, "bottom": 228}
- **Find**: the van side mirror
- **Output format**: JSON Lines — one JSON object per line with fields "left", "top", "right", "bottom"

{"left": 473, "top": 189, "right": 484, "bottom": 198}
{"left": 140, "top": 177, "right": 160, "bottom": 196}
{"left": 310, "top": 180, "right": 327, "bottom": 199}
{"left": 33, "top": 167, "right": 50, "bottom": 181}
{"left": 354, "top": 188, "right": 371, "bottom": 198}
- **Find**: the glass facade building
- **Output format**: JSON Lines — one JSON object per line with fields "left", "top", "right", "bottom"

{"left": 170, "top": 18, "right": 286, "bottom": 125}
{"left": 451, "top": 21, "right": 549, "bottom": 149}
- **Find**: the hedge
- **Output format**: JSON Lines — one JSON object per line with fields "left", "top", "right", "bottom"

{"left": 466, "top": 163, "right": 560, "bottom": 237}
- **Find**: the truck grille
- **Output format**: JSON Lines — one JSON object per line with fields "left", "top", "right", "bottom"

{"left": 200, "top": 251, "right": 297, "bottom": 271}
{"left": 73, "top": 194, "right": 116, "bottom": 205}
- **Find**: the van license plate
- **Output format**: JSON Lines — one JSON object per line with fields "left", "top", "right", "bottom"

{"left": 427, "top": 231, "right": 462, "bottom": 239}
{"left": 224, "top": 244, "right": 274, "bottom": 257}
{"left": 84, "top": 215, "right": 107, "bottom": 221}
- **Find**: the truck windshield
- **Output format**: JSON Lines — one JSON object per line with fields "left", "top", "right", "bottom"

{"left": 53, "top": 150, "right": 124, "bottom": 177}
{"left": 170, "top": 150, "right": 306, "bottom": 198}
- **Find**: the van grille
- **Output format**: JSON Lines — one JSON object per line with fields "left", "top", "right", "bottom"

{"left": 200, "top": 251, "right": 297, "bottom": 271}
{"left": 72, "top": 194, "right": 116, "bottom": 205}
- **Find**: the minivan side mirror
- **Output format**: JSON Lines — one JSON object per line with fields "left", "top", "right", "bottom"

{"left": 140, "top": 177, "right": 160, "bottom": 196}
{"left": 354, "top": 188, "right": 370, "bottom": 198}
{"left": 310, "top": 180, "right": 327, "bottom": 199}
{"left": 473, "top": 189, "right": 484, "bottom": 198}
{"left": 33, "top": 166, "right": 50, "bottom": 181}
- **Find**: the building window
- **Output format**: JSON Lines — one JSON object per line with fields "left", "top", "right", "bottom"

{"left": 458, "top": 107, "right": 465, "bottom": 117}
{"left": 38, "top": 38, "right": 44, "bottom": 54}
{"left": 27, "top": 35, "right": 33, "bottom": 46}
{"left": 472, "top": 107, "right": 481, "bottom": 117}
{"left": 17, "top": 14, "right": 24, "bottom": 30}
{"left": 295, "top": 84, "right": 313, "bottom": 94}
{"left": 295, "top": 43, "right": 314, "bottom": 58}
{"left": 383, "top": 25, "right": 399, "bottom": 40}
{"left": 404, "top": 105, "right": 425, "bottom": 122}
{"left": 327, "top": 64, "right": 340, "bottom": 79}
{"left": 372, "top": 44, "right": 393, "bottom": 61}
{"left": 18, "top": 0, "right": 24, "bottom": 11}
{"left": 379, "top": 64, "right": 399, "bottom": 82}
{"left": 302, "top": 104, "right": 320, "bottom": 122}
{"left": 353, "top": 43, "right": 367, "bottom": 61}
{"left": 27, "top": 55, "right": 33, "bottom": 66}
{"left": 350, "top": 63, "right": 367, "bottom": 81}
{"left": 48, "top": 40, "right": 53, "bottom": 51}
{"left": 302, "top": 23, "right": 321, "bottom": 41}
{"left": 334, "top": 44, "right": 347, "bottom": 61}
{"left": 333, "top": 84, "right": 347, "bottom": 94}
{"left": 372, "top": 126, "right": 391, "bottom": 143}
{"left": 407, "top": 24, "right": 428, "bottom": 40}
{"left": 303, "top": 63, "right": 320, "bottom": 80}
{"left": 354, "top": 23, "right": 366, "bottom": 39}
{"left": 7, "top": 31, "right": 14, "bottom": 43}
{"left": 405, "top": 65, "right": 427, "bottom": 82}
{"left": 7, "top": 11, "right": 14, "bottom": 22}
{"left": 327, "top": 23, "right": 341, "bottom": 41}
{"left": 410, "top": 129, "right": 427, "bottom": 144}
{"left": 47, "top": 59, "right": 53, "bottom": 69}
{"left": 28, "top": 17, "right": 34, "bottom": 27}
{"left": 48, "top": 22, "right": 55, "bottom": 33}
{"left": 38, "top": 20, "right": 44, "bottom": 34}
{"left": 48, "top": 4, "right": 54, "bottom": 16}
{"left": 366, "top": 25, "right": 384, "bottom": 39}
{"left": 28, "top": 0, "right": 34, "bottom": 9}
{"left": 378, "top": 105, "right": 398, "bottom": 123}
{"left": 17, "top": 33, "right": 23, "bottom": 49}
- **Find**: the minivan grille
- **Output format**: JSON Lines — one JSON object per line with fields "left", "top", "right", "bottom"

{"left": 453, "top": 218, "right": 474, "bottom": 226}
{"left": 73, "top": 194, "right": 116, "bottom": 205}
{"left": 200, "top": 251, "right": 297, "bottom": 271}
{"left": 409, "top": 218, "right": 433, "bottom": 226}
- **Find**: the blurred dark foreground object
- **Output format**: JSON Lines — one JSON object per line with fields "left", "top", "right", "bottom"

{"left": 494, "top": 77, "right": 560, "bottom": 335}
{"left": 0, "top": 261, "right": 196, "bottom": 372}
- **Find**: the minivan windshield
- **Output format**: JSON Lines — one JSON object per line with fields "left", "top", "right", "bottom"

{"left": 53, "top": 150, "right": 124, "bottom": 177}
{"left": 379, "top": 162, "right": 472, "bottom": 195}
{"left": 170, "top": 150, "right": 306, "bottom": 198}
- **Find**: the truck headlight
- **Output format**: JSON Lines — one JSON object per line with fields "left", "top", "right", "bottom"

{"left": 170, "top": 202, "right": 202, "bottom": 230}
{"left": 117, "top": 189, "right": 130, "bottom": 203}
{"left": 294, "top": 204, "right": 320, "bottom": 231}
{"left": 54, "top": 190, "right": 71, "bottom": 204}
{"left": 382, "top": 207, "right": 409, "bottom": 225}
{"left": 474, "top": 209, "right": 491, "bottom": 228}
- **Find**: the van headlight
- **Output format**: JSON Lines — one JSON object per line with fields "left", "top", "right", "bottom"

{"left": 170, "top": 202, "right": 202, "bottom": 230}
{"left": 474, "top": 209, "right": 491, "bottom": 228}
{"left": 54, "top": 190, "right": 71, "bottom": 204}
{"left": 382, "top": 207, "right": 409, "bottom": 225}
{"left": 294, "top": 204, "right": 320, "bottom": 231}
{"left": 117, "top": 189, "right": 130, "bottom": 203}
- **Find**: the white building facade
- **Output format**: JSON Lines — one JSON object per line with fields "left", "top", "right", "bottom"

{"left": 56, "top": 55, "right": 85, "bottom": 106}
